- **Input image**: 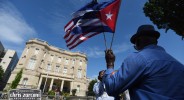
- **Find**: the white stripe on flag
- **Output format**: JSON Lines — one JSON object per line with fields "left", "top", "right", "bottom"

{"left": 64, "top": 32, "right": 73, "bottom": 40}
{"left": 64, "top": 21, "right": 74, "bottom": 32}
{"left": 66, "top": 34, "right": 81, "bottom": 45}
{"left": 68, "top": 32, "right": 100, "bottom": 49}
{"left": 67, "top": 32, "right": 97, "bottom": 49}
{"left": 79, "top": 36, "right": 86, "bottom": 40}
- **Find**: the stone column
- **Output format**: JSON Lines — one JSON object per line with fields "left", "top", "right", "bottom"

{"left": 49, "top": 78, "right": 54, "bottom": 90}
{"left": 37, "top": 76, "right": 43, "bottom": 89}
{"left": 60, "top": 80, "right": 64, "bottom": 91}
{"left": 70, "top": 81, "right": 73, "bottom": 95}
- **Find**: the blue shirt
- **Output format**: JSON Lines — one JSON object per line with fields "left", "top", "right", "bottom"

{"left": 103, "top": 45, "right": 184, "bottom": 100}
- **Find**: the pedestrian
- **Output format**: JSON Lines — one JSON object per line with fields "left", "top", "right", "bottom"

{"left": 93, "top": 70, "right": 114, "bottom": 100}
{"left": 103, "top": 24, "right": 184, "bottom": 100}
{"left": 55, "top": 87, "right": 61, "bottom": 100}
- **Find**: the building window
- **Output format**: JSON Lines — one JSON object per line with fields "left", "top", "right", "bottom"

{"left": 50, "top": 55, "right": 54, "bottom": 62}
{"left": 77, "top": 69, "right": 82, "bottom": 78}
{"left": 63, "top": 67, "right": 67, "bottom": 74}
{"left": 72, "top": 59, "right": 75, "bottom": 65}
{"left": 55, "top": 65, "right": 60, "bottom": 73}
{"left": 77, "top": 85, "right": 80, "bottom": 92}
{"left": 22, "top": 78, "right": 28, "bottom": 87}
{"left": 27, "top": 59, "right": 36, "bottom": 70}
{"left": 58, "top": 57, "right": 61, "bottom": 63}
{"left": 79, "top": 60, "right": 82, "bottom": 66}
{"left": 65, "top": 59, "right": 69, "bottom": 65}
{"left": 47, "top": 64, "right": 52, "bottom": 71}
{"left": 35, "top": 48, "right": 39, "bottom": 55}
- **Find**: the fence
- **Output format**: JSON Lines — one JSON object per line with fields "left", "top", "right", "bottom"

{"left": 0, "top": 92, "right": 96, "bottom": 100}
{"left": 42, "top": 95, "right": 96, "bottom": 100}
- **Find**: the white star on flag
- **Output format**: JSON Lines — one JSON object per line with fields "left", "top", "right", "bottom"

{"left": 80, "top": 36, "right": 86, "bottom": 40}
{"left": 105, "top": 11, "right": 113, "bottom": 20}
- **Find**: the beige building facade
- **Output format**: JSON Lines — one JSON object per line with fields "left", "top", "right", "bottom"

{"left": 6, "top": 38, "right": 88, "bottom": 96}
{"left": 0, "top": 41, "right": 19, "bottom": 90}
{"left": 0, "top": 50, "right": 19, "bottom": 82}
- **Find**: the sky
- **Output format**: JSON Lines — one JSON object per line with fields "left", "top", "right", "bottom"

{"left": 0, "top": 0, "right": 184, "bottom": 79}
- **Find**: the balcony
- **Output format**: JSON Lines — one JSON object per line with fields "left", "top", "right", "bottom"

{"left": 38, "top": 68, "right": 74, "bottom": 79}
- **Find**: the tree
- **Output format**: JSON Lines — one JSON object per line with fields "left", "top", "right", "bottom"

{"left": 87, "top": 79, "right": 97, "bottom": 96}
{"left": 11, "top": 69, "right": 23, "bottom": 89}
{"left": 0, "top": 65, "right": 4, "bottom": 80}
{"left": 143, "top": 0, "right": 184, "bottom": 38}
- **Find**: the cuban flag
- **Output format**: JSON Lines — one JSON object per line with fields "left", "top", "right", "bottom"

{"left": 64, "top": 0, "right": 121, "bottom": 50}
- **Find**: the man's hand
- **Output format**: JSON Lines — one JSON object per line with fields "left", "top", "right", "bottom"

{"left": 105, "top": 49, "right": 115, "bottom": 69}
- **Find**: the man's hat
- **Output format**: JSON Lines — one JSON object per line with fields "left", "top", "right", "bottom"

{"left": 130, "top": 25, "right": 160, "bottom": 44}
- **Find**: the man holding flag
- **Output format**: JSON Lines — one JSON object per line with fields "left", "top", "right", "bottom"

{"left": 103, "top": 25, "right": 184, "bottom": 100}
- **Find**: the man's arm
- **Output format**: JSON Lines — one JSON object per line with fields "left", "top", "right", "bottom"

{"left": 103, "top": 51, "right": 147, "bottom": 96}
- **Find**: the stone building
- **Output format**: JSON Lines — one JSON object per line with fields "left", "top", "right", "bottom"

{"left": 5, "top": 38, "right": 88, "bottom": 96}
{"left": 0, "top": 50, "right": 19, "bottom": 82}
{"left": 0, "top": 41, "right": 19, "bottom": 90}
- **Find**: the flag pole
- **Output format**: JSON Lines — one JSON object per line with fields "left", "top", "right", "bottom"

{"left": 102, "top": 32, "right": 108, "bottom": 50}
{"left": 110, "top": 32, "right": 115, "bottom": 50}
{"left": 99, "top": 12, "right": 108, "bottom": 50}
{"left": 99, "top": 16, "right": 108, "bottom": 50}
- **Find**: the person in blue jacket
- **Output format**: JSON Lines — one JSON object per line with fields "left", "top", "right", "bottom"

{"left": 103, "top": 24, "right": 184, "bottom": 100}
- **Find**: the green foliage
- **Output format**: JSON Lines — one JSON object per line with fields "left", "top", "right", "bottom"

{"left": 0, "top": 65, "right": 4, "bottom": 80}
{"left": 10, "top": 69, "right": 23, "bottom": 89}
{"left": 143, "top": 0, "right": 184, "bottom": 38}
{"left": 48, "top": 90, "right": 55, "bottom": 99}
{"left": 48, "top": 90, "right": 55, "bottom": 96}
{"left": 87, "top": 79, "right": 97, "bottom": 96}
{"left": 62, "top": 92, "right": 70, "bottom": 97}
